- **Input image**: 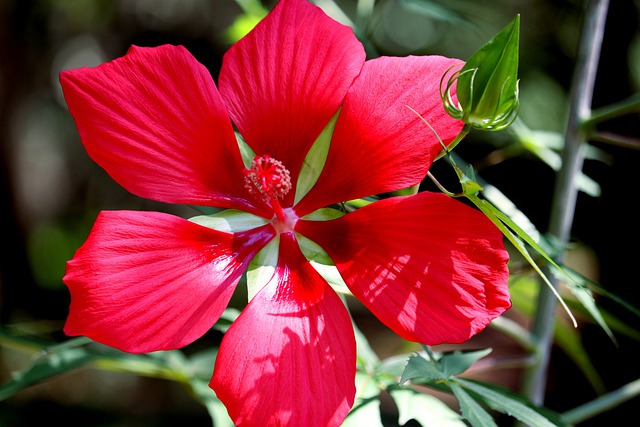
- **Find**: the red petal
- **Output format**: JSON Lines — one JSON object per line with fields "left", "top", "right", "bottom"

{"left": 297, "top": 193, "right": 511, "bottom": 345}
{"left": 63, "top": 211, "right": 274, "bottom": 353}
{"left": 211, "top": 233, "right": 356, "bottom": 427}
{"left": 296, "top": 55, "right": 464, "bottom": 215}
{"left": 219, "top": 0, "right": 365, "bottom": 206}
{"left": 60, "top": 45, "right": 263, "bottom": 214}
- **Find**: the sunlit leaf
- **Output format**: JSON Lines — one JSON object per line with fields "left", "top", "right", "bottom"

{"left": 343, "top": 371, "right": 383, "bottom": 427}
{"left": 389, "top": 386, "right": 467, "bottom": 427}
{"left": 400, "top": 352, "right": 448, "bottom": 384}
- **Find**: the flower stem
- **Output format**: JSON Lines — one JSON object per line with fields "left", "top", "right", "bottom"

{"left": 562, "top": 377, "right": 640, "bottom": 424}
{"left": 519, "top": 0, "right": 610, "bottom": 406}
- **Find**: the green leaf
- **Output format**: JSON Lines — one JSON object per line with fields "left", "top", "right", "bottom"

{"left": 343, "top": 371, "right": 384, "bottom": 427}
{"left": 352, "top": 317, "right": 380, "bottom": 370}
{"left": 470, "top": 194, "right": 578, "bottom": 328}
{"left": 400, "top": 352, "right": 448, "bottom": 383}
{"left": 211, "top": 308, "right": 241, "bottom": 333}
{"left": 437, "top": 151, "right": 578, "bottom": 327}
{"left": 225, "top": 0, "right": 268, "bottom": 43}
{"left": 552, "top": 314, "right": 606, "bottom": 394}
{"left": 441, "top": 348, "right": 493, "bottom": 377}
{"left": 191, "top": 378, "right": 235, "bottom": 427}
{"left": 509, "top": 119, "right": 602, "bottom": 196}
{"left": 509, "top": 276, "right": 605, "bottom": 394}
{"left": 0, "top": 346, "right": 99, "bottom": 400}
{"left": 553, "top": 267, "right": 616, "bottom": 345}
{"left": 379, "top": 353, "right": 417, "bottom": 383}
{"left": 457, "top": 379, "right": 569, "bottom": 427}
{"left": 389, "top": 386, "right": 467, "bottom": 427}
{"left": 450, "top": 381, "right": 498, "bottom": 427}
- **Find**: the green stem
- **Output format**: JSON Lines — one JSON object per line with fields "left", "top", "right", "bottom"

{"left": 583, "top": 92, "right": 640, "bottom": 128}
{"left": 589, "top": 131, "right": 640, "bottom": 150}
{"left": 488, "top": 316, "right": 536, "bottom": 352}
{"left": 519, "top": 0, "right": 610, "bottom": 406}
{"left": 562, "top": 377, "right": 640, "bottom": 424}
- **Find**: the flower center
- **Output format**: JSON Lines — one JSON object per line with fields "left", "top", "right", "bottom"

{"left": 244, "top": 155, "right": 294, "bottom": 227}
{"left": 244, "top": 155, "right": 292, "bottom": 202}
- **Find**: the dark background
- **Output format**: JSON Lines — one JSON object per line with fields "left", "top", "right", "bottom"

{"left": 1, "top": 0, "right": 638, "bottom": 425}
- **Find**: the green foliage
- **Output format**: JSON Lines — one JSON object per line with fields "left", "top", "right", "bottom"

{"left": 399, "top": 347, "right": 569, "bottom": 426}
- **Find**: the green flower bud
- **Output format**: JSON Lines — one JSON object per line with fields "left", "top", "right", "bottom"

{"left": 442, "top": 15, "right": 521, "bottom": 131}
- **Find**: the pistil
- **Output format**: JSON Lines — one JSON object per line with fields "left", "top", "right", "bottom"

{"left": 244, "top": 155, "right": 292, "bottom": 223}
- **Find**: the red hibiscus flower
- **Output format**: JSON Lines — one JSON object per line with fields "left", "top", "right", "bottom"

{"left": 60, "top": 0, "right": 511, "bottom": 425}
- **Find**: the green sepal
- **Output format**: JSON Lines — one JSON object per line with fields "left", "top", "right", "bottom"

{"left": 295, "top": 110, "right": 339, "bottom": 204}
{"left": 246, "top": 237, "right": 279, "bottom": 302}
{"left": 189, "top": 209, "right": 268, "bottom": 232}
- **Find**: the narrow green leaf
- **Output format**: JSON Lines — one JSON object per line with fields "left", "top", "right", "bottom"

{"left": 553, "top": 316, "right": 606, "bottom": 394}
{"left": 450, "top": 381, "right": 498, "bottom": 427}
{"left": 470, "top": 194, "right": 578, "bottom": 327}
{"left": 509, "top": 276, "right": 605, "bottom": 393}
{"left": 554, "top": 268, "right": 617, "bottom": 345}
{"left": 457, "top": 378, "right": 568, "bottom": 427}
{"left": 0, "top": 347, "right": 98, "bottom": 400}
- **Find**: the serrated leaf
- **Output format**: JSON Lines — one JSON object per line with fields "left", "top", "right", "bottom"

{"left": 379, "top": 353, "right": 417, "bottom": 381}
{"left": 389, "top": 386, "right": 467, "bottom": 427}
{"left": 400, "top": 352, "right": 447, "bottom": 384}
{"left": 441, "top": 348, "right": 493, "bottom": 377}
{"left": 450, "top": 381, "right": 498, "bottom": 427}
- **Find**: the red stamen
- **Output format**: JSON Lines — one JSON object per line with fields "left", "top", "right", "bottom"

{"left": 244, "top": 155, "right": 292, "bottom": 220}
